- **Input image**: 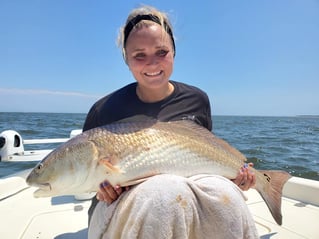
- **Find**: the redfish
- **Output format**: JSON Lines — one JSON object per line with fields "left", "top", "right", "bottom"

{"left": 26, "top": 120, "right": 291, "bottom": 225}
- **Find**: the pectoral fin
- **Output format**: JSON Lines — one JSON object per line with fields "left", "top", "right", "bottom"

{"left": 99, "top": 157, "right": 123, "bottom": 174}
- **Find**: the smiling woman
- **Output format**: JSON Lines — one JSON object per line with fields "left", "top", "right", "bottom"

{"left": 81, "top": 5, "right": 259, "bottom": 239}
{"left": 124, "top": 22, "right": 174, "bottom": 102}
{"left": 119, "top": 9, "right": 175, "bottom": 102}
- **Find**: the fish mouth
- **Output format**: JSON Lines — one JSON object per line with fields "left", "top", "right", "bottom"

{"left": 31, "top": 183, "right": 53, "bottom": 198}
{"left": 31, "top": 183, "right": 52, "bottom": 193}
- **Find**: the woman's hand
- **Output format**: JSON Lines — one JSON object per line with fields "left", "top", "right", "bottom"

{"left": 96, "top": 181, "right": 129, "bottom": 204}
{"left": 231, "top": 163, "right": 256, "bottom": 191}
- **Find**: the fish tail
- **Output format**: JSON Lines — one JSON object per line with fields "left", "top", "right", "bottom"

{"left": 255, "top": 170, "right": 291, "bottom": 225}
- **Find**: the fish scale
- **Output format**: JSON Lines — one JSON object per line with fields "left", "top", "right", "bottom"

{"left": 111, "top": 128, "right": 219, "bottom": 178}
{"left": 26, "top": 120, "right": 291, "bottom": 225}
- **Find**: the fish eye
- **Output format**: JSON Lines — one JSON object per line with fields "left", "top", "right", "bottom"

{"left": 37, "top": 163, "right": 43, "bottom": 170}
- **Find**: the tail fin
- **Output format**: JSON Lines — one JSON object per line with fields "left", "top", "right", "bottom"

{"left": 255, "top": 170, "right": 291, "bottom": 225}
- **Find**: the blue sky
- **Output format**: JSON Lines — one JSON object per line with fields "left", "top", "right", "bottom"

{"left": 1, "top": 0, "right": 318, "bottom": 116}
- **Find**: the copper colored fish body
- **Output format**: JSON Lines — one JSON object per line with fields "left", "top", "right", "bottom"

{"left": 26, "top": 120, "right": 291, "bottom": 225}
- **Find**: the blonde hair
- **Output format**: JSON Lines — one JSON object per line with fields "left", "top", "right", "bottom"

{"left": 117, "top": 5, "right": 175, "bottom": 61}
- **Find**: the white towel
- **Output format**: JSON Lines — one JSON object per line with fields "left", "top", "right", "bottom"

{"left": 88, "top": 174, "right": 259, "bottom": 239}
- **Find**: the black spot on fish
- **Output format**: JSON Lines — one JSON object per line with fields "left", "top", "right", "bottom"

{"left": 264, "top": 173, "right": 271, "bottom": 182}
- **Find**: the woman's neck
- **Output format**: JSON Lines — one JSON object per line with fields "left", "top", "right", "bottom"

{"left": 136, "top": 82, "right": 174, "bottom": 103}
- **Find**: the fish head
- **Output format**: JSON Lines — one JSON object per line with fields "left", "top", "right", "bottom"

{"left": 26, "top": 134, "right": 99, "bottom": 197}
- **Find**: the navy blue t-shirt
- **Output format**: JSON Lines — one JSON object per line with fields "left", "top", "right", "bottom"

{"left": 83, "top": 81, "right": 212, "bottom": 131}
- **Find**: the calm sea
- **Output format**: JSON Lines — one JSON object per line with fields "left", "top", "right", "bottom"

{"left": 0, "top": 112, "right": 318, "bottom": 181}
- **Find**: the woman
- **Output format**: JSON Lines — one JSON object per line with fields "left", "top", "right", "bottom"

{"left": 84, "top": 5, "right": 258, "bottom": 239}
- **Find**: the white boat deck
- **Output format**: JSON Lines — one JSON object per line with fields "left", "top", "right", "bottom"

{"left": 1, "top": 164, "right": 319, "bottom": 238}
{"left": 1, "top": 133, "right": 319, "bottom": 238}
{"left": 0, "top": 169, "right": 90, "bottom": 239}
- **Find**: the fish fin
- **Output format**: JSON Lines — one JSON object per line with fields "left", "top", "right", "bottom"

{"left": 255, "top": 170, "right": 291, "bottom": 225}
{"left": 172, "top": 120, "right": 247, "bottom": 162}
{"left": 115, "top": 115, "right": 157, "bottom": 123}
{"left": 121, "top": 175, "right": 156, "bottom": 187}
{"left": 99, "top": 158, "right": 123, "bottom": 173}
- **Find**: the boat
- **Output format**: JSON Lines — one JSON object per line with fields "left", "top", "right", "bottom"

{"left": 0, "top": 129, "right": 318, "bottom": 238}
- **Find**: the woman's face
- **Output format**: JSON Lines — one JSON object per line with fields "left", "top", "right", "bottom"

{"left": 125, "top": 23, "right": 174, "bottom": 91}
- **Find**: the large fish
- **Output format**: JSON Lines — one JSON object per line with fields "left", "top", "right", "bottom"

{"left": 26, "top": 120, "right": 291, "bottom": 225}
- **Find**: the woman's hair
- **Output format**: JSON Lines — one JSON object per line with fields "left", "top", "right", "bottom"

{"left": 117, "top": 5, "right": 175, "bottom": 61}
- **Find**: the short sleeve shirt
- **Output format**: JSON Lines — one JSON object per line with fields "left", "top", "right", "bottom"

{"left": 83, "top": 81, "right": 212, "bottom": 131}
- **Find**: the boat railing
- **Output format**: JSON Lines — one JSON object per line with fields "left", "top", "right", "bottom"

{"left": 23, "top": 138, "right": 69, "bottom": 145}
{"left": 0, "top": 129, "right": 82, "bottom": 161}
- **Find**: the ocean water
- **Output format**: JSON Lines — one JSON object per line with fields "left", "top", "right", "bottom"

{"left": 0, "top": 112, "right": 318, "bottom": 180}
{"left": 213, "top": 115, "right": 319, "bottom": 181}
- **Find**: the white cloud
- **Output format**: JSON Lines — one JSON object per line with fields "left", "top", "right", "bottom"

{"left": 0, "top": 88, "right": 101, "bottom": 113}
{"left": 0, "top": 88, "right": 100, "bottom": 99}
